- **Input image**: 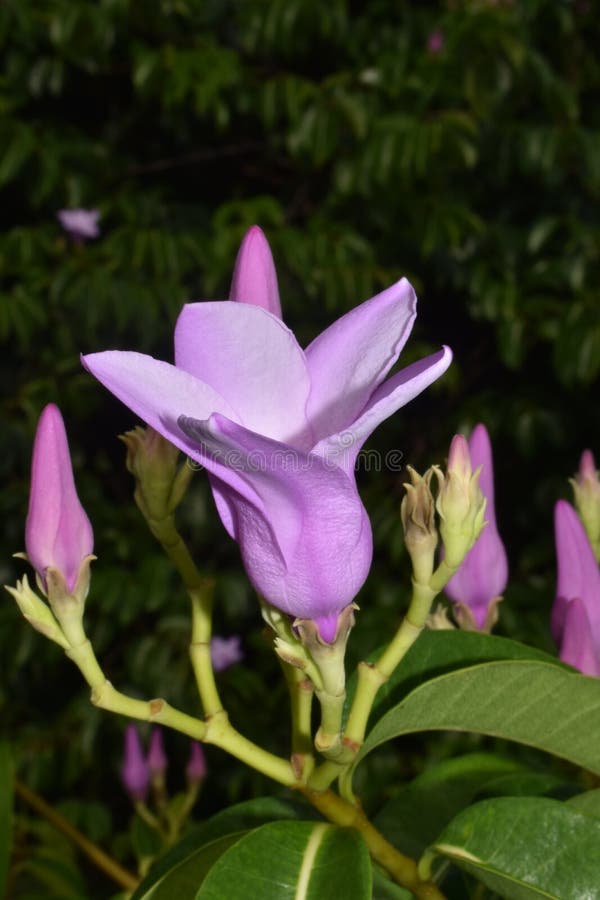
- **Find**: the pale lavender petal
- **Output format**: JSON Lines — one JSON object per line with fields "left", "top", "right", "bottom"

{"left": 229, "top": 226, "right": 282, "bottom": 318}
{"left": 178, "top": 414, "right": 373, "bottom": 622}
{"left": 553, "top": 500, "right": 600, "bottom": 652}
{"left": 558, "top": 598, "right": 600, "bottom": 677}
{"left": 313, "top": 347, "right": 453, "bottom": 471}
{"left": 82, "top": 351, "right": 256, "bottom": 506}
{"left": 25, "top": 404, "right": 93, "bottom": 592}
{"left": 304, "top": 278, "right": 417, "bottom": 442}
{"left": 174, "top": 303, "right": 312, "bottom": 447}
{"left": 210, "top": 635, "right": 243, "bottom": 672}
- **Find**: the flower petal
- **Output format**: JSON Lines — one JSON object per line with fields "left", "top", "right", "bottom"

{"left": 229, "top": 226, "right": 282, "bottom": 318}
{"left": 554, "top": 500, "right": 600, "bottom": 652}
{"left": 177, "top": 413, "right": 373, "bottom": 622}
{"left": 558, "top": 598, "right": 600, "bottom": 677}
{"left": 304, "top": 278, "right": 417, "bottom": 441}
{"left": 174, "top": 302, "right": 312, "bottom": 447}
{"left": 82, "top": 351, "right": 253, "bottom": 503}
{"left": 313, "top": 347, "right": 453, "bottom": 471}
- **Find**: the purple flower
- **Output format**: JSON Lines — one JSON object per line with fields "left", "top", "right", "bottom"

{"left": 186, "top": 741, "right": 207, "bottom": 786}
{"left": 210, "top": 635, "right": 243, "bottom": 672}
{"left": 83, "top": 226, "right": 452, "bottom": 641}
{"left": 25, "top": 404, "right": 94, "bottom": 593}
{"left": 444, "top": 424, "right": 508, "bottom": 630}
{"left": 121, "top": 725, "right": 150, "bottom": 802}
{"left": 57, "top": 208, "right": 100, "bottom": 241}
{"left": 552, "top": 500, "right": 600, "bottom": 676}
{"left": 146, "top": 728, "right": 167, "bottom": 777}
{"left": 427, "top": 29, "right": 444, "bottom": 54}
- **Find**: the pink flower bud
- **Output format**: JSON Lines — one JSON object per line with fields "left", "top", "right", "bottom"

{"left": 444, "top": 425, "right": 508, "bottom": 630}
{"left": 229, "top": 226, "right": 282, "bottom": 318}
{"left": 146, "top": 728, "right": 167, "bottom": 777}
{"left": 186, "top": 742, "right": 207, "bottom": 786}
{"left": 25, "top": 404, "right": 94, "bottom": 593}
{"left": 551, "top": 500, "right": 600, "bottom": 675}
{"left": 121, "top": 725, "right": 150, "bottom": 802}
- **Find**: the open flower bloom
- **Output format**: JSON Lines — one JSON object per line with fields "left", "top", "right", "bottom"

{"left": 444, "top": 424, "right": 508, "bottom": 631}
{"left": 551, "top": 500, "right": 600, "bottom": 676}
{"left": 25, "top": 404, "right": 94, "bottom": 593}
{"left": 83, "top": 227, "right": 451, "bottom": 641}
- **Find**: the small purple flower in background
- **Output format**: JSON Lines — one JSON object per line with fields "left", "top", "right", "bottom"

{"left": 121, "top": 725, "right": 150, "bottom": 802}
{"left": 147, "top": 728, "right": 168, "bottom": 779}
{"left": 25, "top": 404, "right": 94, "bottom": 594}
{"left": 552, "top": 500, "right": 600, "bottom": 677}
{"left": 444, "top": 424, "right": 508, "bottom": 631}
{"left": 83, "top": 225, "right": 451, "bottom": 642}
{"left": 427, "top": 29, "right": 444, "bottom": 54}
{"left": 210, "top": 635, "right": 243, "bottom": 672}
{"left": 57, "top": 208, "right": 100, "bottom": 241}
{"left": 186, "top": 742, "right": 207, "bottom": 787}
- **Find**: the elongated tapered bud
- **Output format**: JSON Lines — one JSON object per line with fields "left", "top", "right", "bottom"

{"left": 121, "top": 725, "right": 150, "bottom": 802}
{"left": 229, "top": 226, "right": 282, "bottom": 318}
{"left": 25, "top": 404, "right": 93, "bottom": 596}
{"left": 434, "top": 433, "right": 486, "bottom": 569}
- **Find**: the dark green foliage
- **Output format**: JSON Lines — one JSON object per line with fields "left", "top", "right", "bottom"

{"left": 1, "top": 1, "right": 599, "bottom": 896}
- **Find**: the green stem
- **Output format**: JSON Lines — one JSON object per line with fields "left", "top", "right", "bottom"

{"left": 203, "top": 710, "right": 297, "bottom": 787}
{"left": 15, "top": 779, "right": 139, "bottom": 892}
{"left": 189, "top": 587, "right": 222, "bottom": 717}
{"left": 299, "top": 787, "right": 446, "bottom": 900}
{"left": 280, "top": 661, "right": 315, "bottom": 779}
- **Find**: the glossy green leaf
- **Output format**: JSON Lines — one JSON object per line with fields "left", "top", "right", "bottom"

{"left": 427, "top": 797, "right": 600, "bottom": 899}
{"left": 566, "top": 789, "right": 600, "bottom": 818}
{"left": 138, "top": 833, "right": 245, "bottom": 900}
{"left": 197, "top": 821, "right": 371, "bottom": 900}
{"left": 347, "top": 631, "right": 566, "bottom": 728}
{"left": 137, "top": 821, "right": 371, "bottom": 900}
{"left": 132, "top": 797, "right": 317, "bottom": 898}
{"left": 356, "top": 661, "right": 600, "bottom": 774}
{"left": 0, "top": 741, "right": 13, "bottom": 897}
{"left": 374, "top": 753, "right": 539, "bottom": 859}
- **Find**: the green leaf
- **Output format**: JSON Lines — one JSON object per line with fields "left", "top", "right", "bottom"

{"left": 136, "top": 833, "right": 245, "bottom": 900}
{"left": 356, "top": 661, "right": 600, "bottom": 775}
{"left": 135, "top": 821, "right": 371, "bottom": 900}
{"left": 347, "top": 630, "right": 564, "bottom": 727}
{"left": 427, "top": 797, "right": 600, "bottom": 899}
{"left": 374, "top": 753, "right": 534, "bottom": 859}
{"left": 566, "top": 789, "right": 600, "bottom": 818}
{"left": 132, "top": 797, "right": 316, "bottom": 899}
{"left": 0, "top": 741, "right": 13, "bottom": 896}
{"left": 197, "top": 822, "right": 371, "bottom": 900}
